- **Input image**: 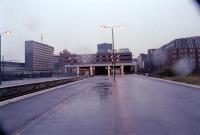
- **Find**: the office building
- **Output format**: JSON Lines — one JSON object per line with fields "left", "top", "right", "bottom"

{"left": 1, "top": 61, "right": 25, "bottom": 81}
{"left": 25, "top": 40, "right": 54, "bottom": 72}
{"left": 97, "top": 43, "right": 112, "bottom": 53}
{"left": 160, "top": 36, "right": 200, "bottom": 72}
{"left": 54, "top": 55, "right": 61, "bottom": 73}
{"left": 137, "top": 53, "right": 148, "bottom": 70}
{"left": 147, "top": 49, "right": 157, "bottom": 72}
{"left": 1, "top": 61, "right": 25, "bottom": 74}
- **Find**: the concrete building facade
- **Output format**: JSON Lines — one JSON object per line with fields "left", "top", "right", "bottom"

{"left": 1, "top": 61, "right": 25, "bottom": 81}
{"left": 137, "top": 53, "right": 148, "bottom": 71}
{"left": 54, "top": 55, "right": 61, "bottom": 73}
{"left": 142, "top": 36, "right": 200, "bottom": 74}
{"left": 97, "top": 43, "right": 112, "bottom": 53}
{"left": 25, "top": 40, "right": 54, "bottom": 72}
{"left": 160, "top": 36, "right": 200, "bottom": 72}
{"left": 147, "top": 49, "right": 157, "bottom": 72}
{"left": 1, "top": 61, "right": 25, "bottom": 74}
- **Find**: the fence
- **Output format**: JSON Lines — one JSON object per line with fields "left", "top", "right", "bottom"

{"left": 2, "top": 72, "right": 53, "bottom": 81}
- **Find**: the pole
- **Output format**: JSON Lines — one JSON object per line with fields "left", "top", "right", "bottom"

{"left": 2, "top": 55, "right": 4, "bottom": 81}
{"left": 112, "top": 28, "right": 115, "bottom": 82}
{"left": 0, "top": 35, "right": 2, "bottom": 85}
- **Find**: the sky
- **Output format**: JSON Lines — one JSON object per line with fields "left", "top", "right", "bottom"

{"left": 1, "top": 0, "right": 200, "bottom": 62}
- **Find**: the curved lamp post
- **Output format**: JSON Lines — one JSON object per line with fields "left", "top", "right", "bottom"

{"left": 101, "top": 25, "right": 123, "bottom": 82}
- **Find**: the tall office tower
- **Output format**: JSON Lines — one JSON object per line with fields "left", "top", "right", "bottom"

{"left": 25, "top": 40, "right": 54, "bottom": 72}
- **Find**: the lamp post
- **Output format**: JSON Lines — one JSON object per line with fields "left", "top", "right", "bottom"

{"left": 0, "top": 31, "right": 11, "bottom": 85}
{"left": 101, "top": 25, "right": 123, "bottom": 82}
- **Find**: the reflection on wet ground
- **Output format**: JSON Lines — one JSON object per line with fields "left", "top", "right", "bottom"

{"left": 92, "top": 78, "right": 113, "bottom": 99}
{"left": 3, "top": 75, "right": 200, "bottom": 135}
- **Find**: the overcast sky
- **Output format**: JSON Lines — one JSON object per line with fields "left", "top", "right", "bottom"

{"left": 1, "top": 0, "right": 200, "bottom": 62}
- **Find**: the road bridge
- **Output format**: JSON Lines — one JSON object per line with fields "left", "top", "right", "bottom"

{"left": 64, "top": 62, "right": 137, "bottom": 76}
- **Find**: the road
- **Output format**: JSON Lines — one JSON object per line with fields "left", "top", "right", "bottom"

{"left": 0, "top": 75, "right": 200, "bottom": 135}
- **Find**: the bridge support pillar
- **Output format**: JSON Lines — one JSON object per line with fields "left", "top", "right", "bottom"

{"left": 65, "top": 67, "right": 67, "bottom": 73}
{"left": 134, "top": 65, "right": 137, "bottom": 73}
{"left": 76, "top": 67, "right": 80, "bottom": 76}
{"left": 121, "top": 65, "right": 124, "bottom": 75}
{"left": 108, "top": 66, "right": 111, "bottom": 76}
{"left": 90, "top": 66, "right": 93, "bottom": 76}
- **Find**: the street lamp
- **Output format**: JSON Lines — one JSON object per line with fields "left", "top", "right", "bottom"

{"left": 101, "top": 25, "right": 123, "bottom": 82}
{"left": 0, "top": 31, "right": 11, "bottom": 85}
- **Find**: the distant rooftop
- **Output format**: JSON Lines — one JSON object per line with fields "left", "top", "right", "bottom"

{"left": 25, "top": 40, "right": 54, "bottom": 49}
{"left": 161, "top": 36, "right": 200, "bottom": 50}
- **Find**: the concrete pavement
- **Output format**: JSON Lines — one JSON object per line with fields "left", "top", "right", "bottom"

{"left": 1, "top": 75, "right": 200, "bottom": 135}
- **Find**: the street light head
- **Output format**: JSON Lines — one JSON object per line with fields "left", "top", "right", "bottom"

{"left": 5, "top": 31, "right": 11, "bottom": 35}
{"left": 0, "top": 30, "right": 11, "bottom": 35}
{"left": 101, "top": 26, "right": 106, "bottom": 30}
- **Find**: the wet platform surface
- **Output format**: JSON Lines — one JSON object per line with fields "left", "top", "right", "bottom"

{"left": 1, "top": 75, "right": 200, "bottom": 135}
